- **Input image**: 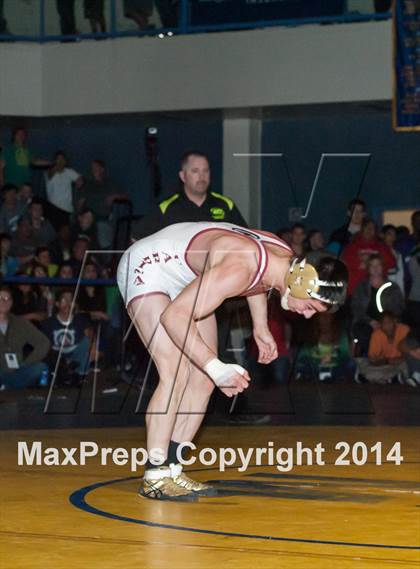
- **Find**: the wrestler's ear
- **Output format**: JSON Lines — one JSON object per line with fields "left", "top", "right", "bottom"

{"left": 179, "top": 169, "right": 185, "bottom": 184}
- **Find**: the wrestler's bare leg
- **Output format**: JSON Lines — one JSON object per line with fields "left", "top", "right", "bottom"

{"left": 128, "top": 294, "right": 192, "bottom": 459}
{"left": 171, "top": 313, "right": 216, "bottom": 444}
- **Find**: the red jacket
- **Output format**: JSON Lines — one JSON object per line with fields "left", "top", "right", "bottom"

{"left": 342, "top": 235, "right": 395, "bottom": 295}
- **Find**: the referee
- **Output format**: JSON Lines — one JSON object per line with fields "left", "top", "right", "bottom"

{"left": 134, "top": 150, "right": 247, "bottom": 237}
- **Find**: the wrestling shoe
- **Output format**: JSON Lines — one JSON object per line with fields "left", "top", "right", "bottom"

{"left": 139, "top": 467, "right": 197, "bottom": 501}
{"left": 170, "top": 463, "right": 218, "bottom": 497}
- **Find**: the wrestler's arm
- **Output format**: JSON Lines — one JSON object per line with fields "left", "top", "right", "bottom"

{"left": 160, "top": 256, "right": 252, "bottom": 370}
{"left": 246, "top": 293, "right": 278, "bottom": 364}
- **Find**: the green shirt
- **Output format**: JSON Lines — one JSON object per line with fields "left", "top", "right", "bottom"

{"left": 2, "top": 144, "right": 33, "bottom": 186}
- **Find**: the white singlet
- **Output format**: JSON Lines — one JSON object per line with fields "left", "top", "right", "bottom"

{"left": 117, "top": 222, "right": 292, "bottom": 306}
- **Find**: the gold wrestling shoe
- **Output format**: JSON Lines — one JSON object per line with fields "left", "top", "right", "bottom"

{"left": 170, "top": 463, "right": 218, "bottom": 497}
{"left": 139, "top": 467, "right": 198, "bottom": 502}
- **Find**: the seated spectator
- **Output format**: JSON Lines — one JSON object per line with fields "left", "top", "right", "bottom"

{"left": 296, "top": 311, "right": 355, "bottom": 382}
{"left": 17, "top": 182, "right": 33, "bottom": 215}
{"left": 78, "top": 262, "right": 109, "bottom": 323}
{"left": 406, "top": 230, "right": 420, "bottom": 337}
{"left": 69, "top": 236, "right": 91, "bottom": 277}
{"left": 0, "top": 184, "right": 21, "bottom": 233}
{"left": 32, "top": 247, "right": 58, "bottom": 277}
{"left": 28, "top": 263, "right": 55, "bottom": 318}
{"left": 70, "top": 208, "right": 99, "bottom": 249}
{"left": 351, "top": 254, "right": 404, "bottom": 355}
{"left": 329, "top": 198, "right": 367, "bottom": 252}
{"left": 342, "top": 219, "right": 395, "bottom": 295}
{"left": 50, "top": 224, "right": 72, "bottom": 264}
{"left": 0, "top": 233, "right": 19, "bottom": 277}
{"left": 57, "top": 262, "right": 74, "bottom": 280}
{"left": 398, "top": 327, "right": 420, "bottom": 387}
{"left": 290, "top": 223, "right": 306, "bottom": 256}
{"left": 78, "top": 159, "right": 128, "bottom": 248}
{"left": 45, "top": 151, "right": 82, "bottom": 230}
{"left": 12, "top": 272, "right": 47, "bottom": 324}
{"left": 0, "top": 284, "right": 50, "bottom": 390}
{"left": 41, "top": 290, "right": 92, "bottom": 379}
{"left": 10, "top": 218, "right": 40, "bottom": 266}
{"left": 28, "top": 198, "right": 56, "bottom": 246}
{"left": 357, "top": 312, "right": 410, "bottom": 384}
{"left": 381, "top": 224, "right": 405, "bottom": 295}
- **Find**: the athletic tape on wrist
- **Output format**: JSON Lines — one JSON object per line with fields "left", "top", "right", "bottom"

{"left": 204, "top": 358, "right": 246, "bottom": 387}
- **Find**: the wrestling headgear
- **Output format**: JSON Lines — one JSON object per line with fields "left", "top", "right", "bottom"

{"left": 285, "top": 257, "right": 345, "bottom": 305}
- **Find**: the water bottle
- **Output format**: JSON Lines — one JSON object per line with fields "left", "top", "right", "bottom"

{"left": 39, "top": 369, "right": 49, "bottom": 387}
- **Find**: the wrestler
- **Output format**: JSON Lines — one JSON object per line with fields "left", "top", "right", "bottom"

{"left": 117, "top": 222, "right": 348, "bottom": 501}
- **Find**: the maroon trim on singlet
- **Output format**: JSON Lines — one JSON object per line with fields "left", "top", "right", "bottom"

{"left": 184, "top": 227, "right": 263, "bottom": 290}
{"left": 127, "top": 291, "right": 170, "bottom": 309}
{"left": 250, "top": 229, "right": 293, "bottom": 254}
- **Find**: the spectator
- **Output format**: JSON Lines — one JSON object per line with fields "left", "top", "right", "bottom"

{"left": 17, "top": 182, "right": 33, "bottom": 215}
{"left": 134, "top": 150, "right": 247, "bottom": 237}
{"left": 57, "top": 262, "right": 74, "bottom": 280}
{"left": 78, "top": 262, "right": 109, "bottom": 323}
{"left": 32, "top": 247, "right": 58, "bottom": 278}
{"left": 41, "top": 289, "right": 91, "bottom": 379}
{"left": 56, "top": 0, "right": 77, "bottom": 35}
{"left": 84, "top": 0, "right": 106, "bottom": 34}
{"left": 78, "top": 160, "right": 128, "bottom": 248}
{"left": 45, "top": 151, "right": 83, "bottom": 230}
{"left": 357, "top": 311, "right": 410, "bottom": 384}
{"left": 0, "top": 233, "right": 18, "bottom": 277}
{"left": 351, "top": 254, "right": 405, "bottom": 355}
{"left": 28, "top": 199, "right": 56, "bottom": 246}
{"left": 0, "top": 284, "right": 50, "bottom": 389}
{"left": 406, "top": 230, "right": 420, "bottom": 337}
{"left": 50, "top": 225, "right": 72, "bottom": 264}
{"left": 342, "top": 219, "right": 395, "bottom": 295}
{"left": 0, "top": 184, "right": 21, "bottom": 233}
{"left": 70, "top": 208, "right": 99, "bottom": 249}
{"left": 329, "top": 198, "right": 367, "bottom": 252}
{"left": 69, "top": 236, "right": 92, "bottom": 277}
{"left": 12, "top": 272, "right": 46, "bottom": 324}
{"left": 305, "top": 228, "right": 330, "bottom": 265}
{"left": 289, "top": 223, "right": 306, "bottom": 256}
{"left": 381, "top": 224, "right": 405, "bottom": 294}
{"left": 28, "top": 263, "right": 55, "bottom": 318}
{"left": 10, "top": 218, "right": 40, "bottom": 265}
{"left": 0, "top": 127, "right": 50, "bottom": 187}
{"left": 124, "top": 0, "right": 154, "bottom": 30}
{"left": 296, "top": 311, "right": 355, "bottom": 382}
{"left": 398, "top": 327, "right": 420, "bottom": 387}
{"left": 395, "top": 210, "right": 420, "bottom": 292}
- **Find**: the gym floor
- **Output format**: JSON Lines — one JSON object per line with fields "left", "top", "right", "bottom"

{"left": 1, "top": 383, "right": 419, "bottom": 569}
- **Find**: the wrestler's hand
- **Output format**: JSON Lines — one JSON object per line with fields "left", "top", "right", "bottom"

{"left": 219, "top": 369, "right": 251, "bottom": 398}
{"left": 253, "top": 328, "right": 278, "bottom": 364}
{"left": 204, "top": 359, "right": 251, "bottom": 398}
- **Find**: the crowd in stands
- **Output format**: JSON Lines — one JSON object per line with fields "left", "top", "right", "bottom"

{"left": 0, "top": 131, "right": 419, "bottom": 392}
{"left": 0, "top": 0, "right": 180, "bottom": 37}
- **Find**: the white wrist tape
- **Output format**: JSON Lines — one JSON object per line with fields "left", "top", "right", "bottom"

{"left": 204, "top": 358, "right": 246, "bottom": 387}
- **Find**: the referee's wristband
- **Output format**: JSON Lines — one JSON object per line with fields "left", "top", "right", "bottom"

{"left": 204, "top": 358, "right": 246, "bottom": 387}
